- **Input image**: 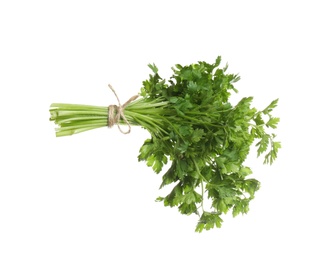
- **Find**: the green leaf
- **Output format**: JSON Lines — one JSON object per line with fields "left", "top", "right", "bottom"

{"left": 226, "top": 162, "right": 240, "bottom": 173}
{"left": 187, "top": 81, "right": 199, "bottom": 92}
{"left": 243, "top": 179, "right": 260, "bottom": 197}
{"left": 160, "top": 161, "right": 177, "bottom": 188}
{"left": 264, "top": 141, "right": 281, "bottom": 164}
{"left": 145, "top": 153, "right": 167, "bottom": 173}
{"left": 148, "top": 63, "right": 158, "bottom": 74}
{"left": 216, "top": 186, "right": 237, "bottom": 199}
{"left": 179, "top": 125, "right": 191, "bottom": 136}
{"left": 212, "top": 199, "right": 229, "bottom": 214}
{"left": 266, "top": 117, "right": 280, "bottom": 129}
{"left": 179, "top": 203, "right": 197, "bottom": 215}
{"left": 214, "top": 56, "right": 221, "bottom": 67}
{"left": 195, "top": 212, "right": 223, "bottom": 232}
{"left": 256, "top": 135, "right": 270, "bottom": 157}
{"left": 155, "top": 197, "right": 164, "bottom": 202}
{"left": 163, "top": 183, "right": 184, "bottom": 207}
{"left": 254, "top": 113, "right": 264, "bottom": 125}
{"left": 239, "top": 166, "right": 253, "bottom": 177}
{"left": 232, "top": 199, "right": 250, "bottom": 217}
{"left": 191, "top": 128, "right": 204, "bottom": 143}
{"left": 138, "top": 139, "right": 154, "bottom": 161}
{"left": 183, "top": 191, "right": 197, "bottom": 204}
{"left": 169, "top": 97, "right": 179, "bottom": 103}
{"left": 263, "top": 99, "right": 279, "bottom": 115}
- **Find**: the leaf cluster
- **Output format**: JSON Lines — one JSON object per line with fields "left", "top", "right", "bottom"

{"left": 136, "top": 57, "right": 281, "bottom": 231}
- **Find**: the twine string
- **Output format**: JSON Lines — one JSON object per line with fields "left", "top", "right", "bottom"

{"left": 108, "top": 84, "right": 139, "bottom": 134}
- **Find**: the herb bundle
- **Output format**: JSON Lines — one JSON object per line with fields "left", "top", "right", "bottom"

{"left": 50, "top": 57, "right": 280, "bottom": 232}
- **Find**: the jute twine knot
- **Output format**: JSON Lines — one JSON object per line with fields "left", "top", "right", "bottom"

{"left": 108, "top": 84, "right": 139, "bottom": 134}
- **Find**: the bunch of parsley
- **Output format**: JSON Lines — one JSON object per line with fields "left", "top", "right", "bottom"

{"left": 50, "top": 57, "right": 280, "bottom": 232}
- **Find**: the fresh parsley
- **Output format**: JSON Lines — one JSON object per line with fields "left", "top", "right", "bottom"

{"left": 50, "top": 56, "right": 281, "bottom": 232}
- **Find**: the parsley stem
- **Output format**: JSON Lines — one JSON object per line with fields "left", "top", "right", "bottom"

{"left": 200, "top": 177, "right": 205, "bottom": 212}
{"left": 192, "top": 158, "right": 205, "bottom": 212}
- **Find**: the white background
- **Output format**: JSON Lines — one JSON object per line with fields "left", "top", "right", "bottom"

{"left": 1, "top": 1, "right": 335, "bottom": 259}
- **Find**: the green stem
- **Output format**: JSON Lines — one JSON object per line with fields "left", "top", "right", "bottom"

{"left": 192, "top": 158, "right": 205, "bottom": 212}
{"left": 200, "top": 176, "right": 205, "bottom": 212}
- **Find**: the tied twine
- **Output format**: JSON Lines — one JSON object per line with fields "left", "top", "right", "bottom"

{"left": 108, "top": 84, "right": 139, "bottom": 134}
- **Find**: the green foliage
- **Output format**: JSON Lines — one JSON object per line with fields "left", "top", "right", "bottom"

{"left": 137, "top": 57, "right": 280, "bottom": 232}
{"left": 50, "top": 56, "right": 280, "bottom": 232}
